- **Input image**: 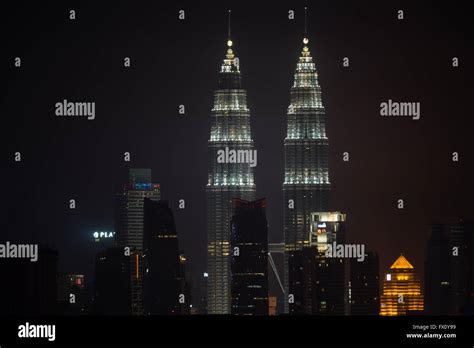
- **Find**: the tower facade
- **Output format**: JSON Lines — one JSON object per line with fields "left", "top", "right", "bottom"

{"left": 424, "top": 221, "right": 474, "bottom": 314}
{"left": 93, "top": 247, "right": 131, "bottom": 315}
{"left": 288, "top": 212, "right": 346, "bottom": 314}
{"left": 230, "top": 198, "right": 268, "bottom": 315}
{"left": 350, "top": 251, "right": 380, "bottom": 315}
{"left": 380, "top": 255, "right": 424, "bottom": 316}
{"left": 424, "top": 224, "right": 450, "bottom": 315}
{"left": 206, "top": 38, "right": 256, "bottom": 314}
{"left": 283, "top": 37, "right": 330, "bottom": 312}
{"left": 115, "top": 168, "right": 160, "bottom": 315}
{"left": 115, "top": 169, "right": 161, "bottom": 250}
{"left": 143, "top": 199, "right": 181, "bottom": 315}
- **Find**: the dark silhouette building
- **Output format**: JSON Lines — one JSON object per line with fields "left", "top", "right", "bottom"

{"left": 230, "top": 198, "right": 268, "bottom": 315}
{"left": 288, "top": 213, "right": 346, "bottom": 315}
{"left": 57, "top": 273, "right": 88, "bottom": 315}
{"left": 178, "top": 252, "right": 191, "bottom": 315}
{"left": 0, "top": 246, "right": 58, "bottom": 315}
{"left": 425, "top": 221, "right": 474, "bottom": 315}
{"left": 424, "top": 224, "right": 450, "bottom": 315}
{"left": 450, "top": 221, "right": 474, "bottom": 314}
{"left": 32, "top": 247, "right": 58, "bottom": 315}
{"left": 93, "top": 247, "right": 131, "bottom": 315}
{"left": 143, "top": 199, "right": 182, "bottom": 315}
{"left": 289, "top": 247, "right": 346, "bottom": 315}
{"left": 195, "top": 271, "right": 209, "bottom": 314}
{"left": 350, "top": 251, "right": 380, "bottom": 315}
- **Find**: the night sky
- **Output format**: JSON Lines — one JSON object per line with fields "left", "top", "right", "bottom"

{"left": 2, "top": 0, "right": 473, "bottom": 298}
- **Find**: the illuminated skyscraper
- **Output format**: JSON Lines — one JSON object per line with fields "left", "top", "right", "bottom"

{"left": 206, "top": 30, "right": 256, "bottom": 314}
{"left": 283, "top": 35, "right": 331, "bottom": 312}
{"left": 115, "top": 169, "right": 161, "bottom": 250}
{"left": 115, "top": 168, "right": 160, "bottom": 315}
{"left": 380, "top": 254, "right": 424, "bottom": 316}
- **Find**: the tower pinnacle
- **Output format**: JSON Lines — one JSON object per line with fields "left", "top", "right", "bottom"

{"left": 303, "top": 7, "right": 309, "bottom": 52}
{"left": 304, "top": 6, "right": 308, "bottom": 39}
{"left": 227, "top": 10, "right": 232, "bottom": 47}
{"left": 226, "top": 10, "right": 234, "bottom": 58}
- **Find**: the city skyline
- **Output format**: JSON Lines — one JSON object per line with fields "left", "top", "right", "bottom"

{"left": 3, "top": 0, "right": 473, "bottom": 317}
{"left": 3, "top": 1, "right": 474, "bottom": 344}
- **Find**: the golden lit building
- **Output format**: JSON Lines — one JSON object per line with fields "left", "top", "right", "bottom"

{"left": 380, "top": 254, "right": 424, "bottom": 316}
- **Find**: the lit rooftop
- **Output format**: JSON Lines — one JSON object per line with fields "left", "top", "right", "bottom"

{"left": 390, "top": 254, "right": 414, "bottom": 269}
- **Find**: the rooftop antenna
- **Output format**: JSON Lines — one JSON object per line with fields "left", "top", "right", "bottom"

{"left": 304, "top": 6, "right": 307, "bottom": 37}
{"left": 303, "top": 7, "right": 309, "bottom": 45}
{"left": 228, "top": 10, "right": 231, "bottom": 39}
{"left": 227, "top": 10, "right": 233, "bottom": 48}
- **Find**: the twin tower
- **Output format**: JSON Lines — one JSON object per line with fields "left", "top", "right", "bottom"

{"left": 206, "top": 30, "right": 330, "bottom": 314}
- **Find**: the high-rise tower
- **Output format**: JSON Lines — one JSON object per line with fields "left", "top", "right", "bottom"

{"left": 288, "top": 212, "right": 346, "bottom": 314}
{"left": 350, "top": 251, "right": 380, "bottom": 315}
{"left": 424, "top": 221, "right": 474, "bottom": 314}
{"left": 206, "top": 17, "right": 256, "bottom": 314}
{"left": 143, "top": 199, "right": 181, "bottom": 315}
{"left": 115, "top": 168, "right": 160, "bottom": 315}
{"left": 115, "top": 168, "right": 161, "bottom": 250}
{"left": 231, "top": 198, "right": 268, "bottom": 315}
{"left": 380, "top": 254, "right": 424, "bottom": 315}
{"left": 283, "top": 34, "right": 330, "bottom": 312}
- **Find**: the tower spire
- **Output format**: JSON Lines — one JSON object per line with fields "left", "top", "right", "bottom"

{"left": 226, "top": 10, "right": 234, "bottom": 59}
{"left": 303, "top": 7, "right": 309, "bottom": 46}
{"left": 304, "top": 6, "right": 307, "bottom": 37}
{"left": 228, "top": 9, "right": 231, "bottom": 40}
{"left": 227, "top": 10, "right": 233, "bottom": 50}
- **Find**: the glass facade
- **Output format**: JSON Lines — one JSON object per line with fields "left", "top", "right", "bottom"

{"left": 283, "top": 38, "right": 331, "bottom": 313}
{"left": 115, "top": 169, "right": 161, "bottom": 315}
{"left": 206, "top": 42, "right": 256, "bottom": 314}
{"left": 230, "top": 198, "right": 268, "bottom": 315}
